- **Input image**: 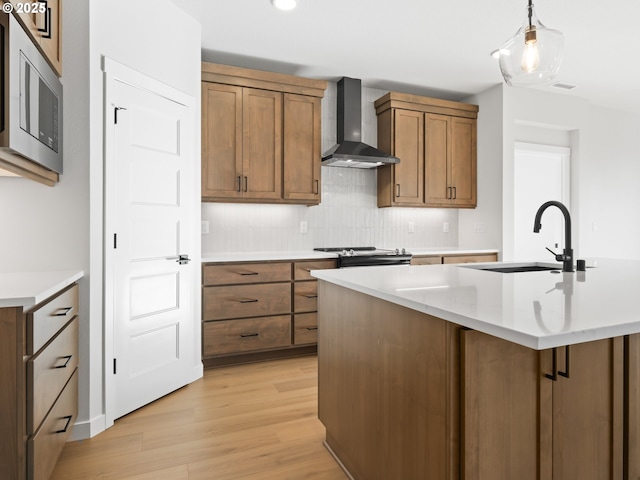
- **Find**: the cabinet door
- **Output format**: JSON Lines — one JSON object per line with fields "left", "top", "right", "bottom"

{"left": 461, "top": 329, "right": 540, "bottom": 480}
{"left": 545, "top": 339, "right": 623, "bottom": 480}
{"left": 425, "top": 114, "right": 451, "bottom": 206}
{"left": 392, "top": 109, "right": 424, "bottom": 205}
{"left": 451, "top": 117, "right": 476, "bottom": 208}
{"left": 201, "top": 83, "right": 243, "bottom": 198}
{"left": 37, "top": 0, "right": 62, "bottom": 76}
{"left": 243, "top": 88, "right": 283, "bottom": 200}
{"left": 627, "top": 334, "right": 640, "bottom": 479}
{"left": 283, "top": 94, "right": 321, "bottom": 202}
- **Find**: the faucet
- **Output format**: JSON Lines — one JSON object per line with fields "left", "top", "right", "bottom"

{"left": 533, "top": 200, "right": 574, "bottom": 272}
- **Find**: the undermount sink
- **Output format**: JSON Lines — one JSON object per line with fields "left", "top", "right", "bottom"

{"left": 462, "top": 262, "right": 562, "bottom": 274}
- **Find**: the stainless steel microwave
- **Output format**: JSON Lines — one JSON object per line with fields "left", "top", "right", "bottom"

{"left": 0, "top": 13, "right": 63, "bottom": 174}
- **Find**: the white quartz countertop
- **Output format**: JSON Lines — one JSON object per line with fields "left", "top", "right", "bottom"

{"left": 202, "top": 247, "right": 499, "bottom": 263}
{"left": 311, "top": 259, "right": 640, "bottom": 350}
{"left": 0, "top": 270, "right": 84, "bottom": 308}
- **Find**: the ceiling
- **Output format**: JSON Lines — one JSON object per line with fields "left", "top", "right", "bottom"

{"left": 171, "top": 0, "right": 640, "bottom": 113}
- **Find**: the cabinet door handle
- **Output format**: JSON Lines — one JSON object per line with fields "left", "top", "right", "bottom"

{"left": 240, "top": 333, "right": 259, "bottom": 338}
{"left": 37, "top": 1, "right": 52, "bottom": 39}
{"left": 303, "top": 294, "right": 318, "bottom": 299}
{"left": 447, "top": 186, "right": 452, "bottom": 199}
{"left": 53, "top": 307, "right": 73, "bottom": 317}
{"left": 56, "top": 415, "right": 73, "bottom": 434}
{"left": 453, "top": 186, "right": 457, "bottom": 200}
{"left": 395, "top": 184, "right": 400, "bottom": 197}
{"left": 558, "top": 346, "right": 571, "bottom": 378}
{"left": 244, "top": 176, "right": 248, "bottom": 192}
{"left": 237, "top": 175, "right": 242, "bottom": 192}
{"left": 306, "top": 327, "right": 318, "bottom": 331}
{"left": 54, "top": 355, "right": 73, "bottom": 369}
{"left": 545, "top": 348, "right": 558, "bottom": 381}
{"left": 314, "top": 179, "right": 319, "bottom": 194}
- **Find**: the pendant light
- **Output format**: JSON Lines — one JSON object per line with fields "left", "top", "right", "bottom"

{"left": 497, "top": 0, "right": 564, "bottom": 87}
{"left": 271, "top": 0, "right": 297, "bottom": 11}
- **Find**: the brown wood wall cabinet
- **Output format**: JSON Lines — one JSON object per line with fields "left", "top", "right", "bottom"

{"left": 375, "top": 92, "right": 478, "bottom": 208}
{"left": 0, "top": 283, "right": 79, "bottom": 480}
{"left": 7, "top": 1, "right": 62, "bottom": 76}
{"left": 318, "top": 281, "right": 638, "bottom": 480}
{"left": 202, "top": 259, "right": 336, "bottom": 367}
{"left": 201, "top": 63, "right": 326, "bottom": 205}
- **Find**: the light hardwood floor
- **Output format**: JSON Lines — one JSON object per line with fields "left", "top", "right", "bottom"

{"left": 51, "top": 355, "right": 347, "bottom": 480}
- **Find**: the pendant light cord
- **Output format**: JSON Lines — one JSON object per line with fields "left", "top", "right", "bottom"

{"left": 527, "top": 0, "right": 533, "bottom": 27}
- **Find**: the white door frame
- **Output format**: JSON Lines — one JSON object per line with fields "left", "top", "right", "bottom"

{"left": 102, "top": 56, "right": 202, "bottom": 428}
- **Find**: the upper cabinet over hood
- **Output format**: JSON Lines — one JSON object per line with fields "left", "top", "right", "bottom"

{"left": 322, "top": 77, "right": 399, "bottom": 169}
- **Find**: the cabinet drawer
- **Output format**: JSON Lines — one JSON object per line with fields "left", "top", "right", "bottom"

{"left": 294, "top": 260, "right": 337, "bottom": 280}
{"left": 203, "top": 283, "right": 291, "bottom": 321}
{"left": 27, "top": 284, "right": 78, "bottom": 355}
{"left": 294, "top": 281, "right": 318, "bottom": 313}
{"left": 203, "top": 262, "right": 291, "bottom": 286}
{"left": 29, "top": 369, "right": 78, "bottom": 480}
{"left": 294, "top": 312, "right": 318, "bottom": 345}
{"left": 203, "top": 315, "right": 292, "bottom": 355}
{"left": 28, "top": 317, "right": 79, "bottom": 435}
{"left": 411, "top": 256, "right": 443, "bottom": 265}
{"left": 443, "top": 254, "right": 498, "bottom": 264}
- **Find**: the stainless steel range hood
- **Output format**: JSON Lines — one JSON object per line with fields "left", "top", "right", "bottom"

{"left": 322, "top": 77, "right": 400, "bottom": 169}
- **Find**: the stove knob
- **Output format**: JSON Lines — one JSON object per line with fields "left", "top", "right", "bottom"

{"left": 349, "top": 249, "right": 355, "bottom": 256}
{"left": 401, "top": 248, "right": 406, "bottom": 255}
{"left": 342, "top": 249, "right": 348, "bottom": 256}
{"left": 395, "top": 248, "right": 400, "bottom": 255}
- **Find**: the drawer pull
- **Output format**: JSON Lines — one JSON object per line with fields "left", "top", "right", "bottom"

{"left": 56, "top": 415, "right": 73, "bottom": 434}
{"left": 54, "top": 355, "right": 73, "bottom": 369}
{"left": 303, "top": 294, "right": 318, "bottom": 299}
{"left": 53, "top": 307, "right": 73, "bottom": 317}
{"left": 240, "top": 333, "right": 259, "bottom": 338}
{"left": 237, "top": 271, "right": 259, "bottom": 276}
{"left": 237, "top": 298, "right": 259, "bottom": 304}
{"left": 306, "top": 327, "right": 318, "bottom": 331}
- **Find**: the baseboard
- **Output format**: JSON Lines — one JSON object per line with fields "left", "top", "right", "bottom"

{"left": 323, "top": 440, "right": 355, "bottom": 480}
{"left": 69, "top": 413, "right": 107, "bottom": 441}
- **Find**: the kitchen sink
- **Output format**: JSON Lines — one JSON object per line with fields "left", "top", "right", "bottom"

{"left": 462, "top": 262, "right": 562, "bottom": 273}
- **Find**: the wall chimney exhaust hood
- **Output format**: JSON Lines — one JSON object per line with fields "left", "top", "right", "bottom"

{"left": 322, "top": 77, "right": 400, "bottom": 169}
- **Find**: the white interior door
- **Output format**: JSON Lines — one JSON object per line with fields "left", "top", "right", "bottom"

{"left": 104, "top": 60, "right": 199, "bottom": 422}
{"left": 513, "top": 143, "right": 571, "bottom": 261}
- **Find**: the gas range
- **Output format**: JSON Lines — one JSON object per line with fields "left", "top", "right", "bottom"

{"left": 313, "top": 246, "right": 412, "bottom": 268}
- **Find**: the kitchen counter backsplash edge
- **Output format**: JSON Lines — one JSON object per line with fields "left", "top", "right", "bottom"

{"left": 201, "top": 248, "right": 499, "bottom": 263}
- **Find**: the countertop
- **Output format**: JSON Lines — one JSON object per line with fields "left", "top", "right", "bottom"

{"left": 201, "top": 247, "right": 499, "bottom": 263}
{"left": 311, "top": 258, "right": 640, "bottom": 350}
{"left": 0, "top": 270, "right": 84, "bottom": 308}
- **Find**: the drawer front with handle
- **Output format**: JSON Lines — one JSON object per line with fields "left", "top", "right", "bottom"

{"left": 28, "top": 369, "right": 78, "bottom": 480}
{"left": 203, "top": 283, "right": 291, "bottom": 321}
{"left": 28, "top": 317, "right": 79, "bottom": 434}
{"left": 27, "top": 284, "right": 79, "bottom": 355}
{"left": 294, "top": 281, "right": 318, "bottom": 313}
{"left": 203, "top": 315, "right": 292, "bottom": 355}
{"left": 203, "top": 262, "right": 291, "bottom": 286}
{"left": 293, "top": 260, "right": 337, "bottom": 281}
{"left": 294, "top": 312, "right": 318, "bottom": 345}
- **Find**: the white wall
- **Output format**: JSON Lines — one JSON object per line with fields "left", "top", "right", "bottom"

{"left": 201, "top": 83, "right": 459, "bottom": 253}
{"left": 459, "top": 83, "right": 640, "bottom": 262}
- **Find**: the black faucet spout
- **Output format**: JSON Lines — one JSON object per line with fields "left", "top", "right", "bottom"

{"left": 533, "top": 201, "right": 574, "bottom": 273}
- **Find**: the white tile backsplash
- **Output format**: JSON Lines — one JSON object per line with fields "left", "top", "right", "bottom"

{"left": 201, "top": 84, "right": 459, "bottom": 254}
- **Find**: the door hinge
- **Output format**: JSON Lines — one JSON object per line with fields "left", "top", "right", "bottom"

{"left": 113, "top": 233, "right": 117, "bottom": 249}
{"left": 114, "top": 106, "right": 127, "bottom": 124}
{"left": 113, "top": 358, "right": 117, "bottom": 374}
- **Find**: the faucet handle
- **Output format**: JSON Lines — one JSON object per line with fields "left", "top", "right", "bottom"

{"left": 545, "top": 247, "right": 567, "bottom": 263}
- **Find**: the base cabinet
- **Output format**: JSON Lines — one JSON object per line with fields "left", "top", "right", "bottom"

{"left": 0, "top": 283, "right": 79, "bottom": 480}
{"left": 318, "top": 282, "right": 631, "bottom": 480}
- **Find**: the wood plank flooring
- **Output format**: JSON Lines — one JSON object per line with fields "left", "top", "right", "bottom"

{"left": 51, "top": 355, "right": 347, "bottom": 480}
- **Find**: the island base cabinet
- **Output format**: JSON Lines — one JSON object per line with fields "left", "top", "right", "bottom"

{"left": 318, "top": 281, "right": 459, "bottom": 480}
{"left": 462, "top": 329, "right": 623, "bottom": 480}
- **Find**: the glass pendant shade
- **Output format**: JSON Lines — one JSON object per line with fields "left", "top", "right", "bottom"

{"left": 498, "top": 2, "right": 564, "bottom": 87}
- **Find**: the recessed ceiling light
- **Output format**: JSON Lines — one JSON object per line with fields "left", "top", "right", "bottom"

{"left": 271, "top": 0, "right": 297, "bottom": 10}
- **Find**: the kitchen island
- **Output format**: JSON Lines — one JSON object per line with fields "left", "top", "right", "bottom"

{"left": 312, "top": 259, "right": 640, "bottom": 480}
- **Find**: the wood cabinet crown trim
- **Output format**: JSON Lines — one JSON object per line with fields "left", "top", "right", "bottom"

{"left": 201, "top": 62, "right": 327, "bottom": 98}
{"left": 374, "top": 92, "right": 478, "bottom": 119}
